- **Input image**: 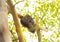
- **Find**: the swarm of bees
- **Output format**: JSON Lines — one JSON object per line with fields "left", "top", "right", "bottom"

{"left": 20, "top": 15, "right": 36, "bottom": 33}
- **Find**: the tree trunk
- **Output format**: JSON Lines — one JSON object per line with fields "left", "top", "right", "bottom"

{"left": 0, "top": 0, "right": 12, "bottom": 42}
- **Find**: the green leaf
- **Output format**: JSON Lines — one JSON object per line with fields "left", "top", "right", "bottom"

{"left": 14, "top": 0, "right": 16, "bottom": 2}
{"left": 25, "top": 3, "right": 29, "bottom": 7}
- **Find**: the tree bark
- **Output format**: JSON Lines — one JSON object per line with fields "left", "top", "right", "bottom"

{"left": 7, "top": 0, "right": 24, "bottom": 42}
{"left": 0, "top": 0, "right": 12, "bottom": 42}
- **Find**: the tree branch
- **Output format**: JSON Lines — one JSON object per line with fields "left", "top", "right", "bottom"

{"left": 7, "top": 0, "right": 24, "bottom": 42}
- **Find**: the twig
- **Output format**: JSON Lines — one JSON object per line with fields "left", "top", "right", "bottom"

{"left": 14, "top": 0, "right": 24, "bottom": 6}
{"left": 40, "top": 14, "right": 48, "bottom": 31}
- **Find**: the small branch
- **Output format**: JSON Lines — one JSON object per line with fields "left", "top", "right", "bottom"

{"left": 37, "top": 30, "right": 41, "bottom": 42}
{"left": 36, "top": 15, "right": 48, "bottom": 42}
{"left": 39, "top": 15, "right": 48, "bottom": 31}
{"left": 14, "top": 0, "right": 24, "bottom": 6}
{"left": 18, "top": 14, "right": 23, "bottom": 18}
{"left": 50, "top": 37, "right": 55, "bottom": 42}
{"left": 35, "top": 23, "right": 41, "bottom": 42}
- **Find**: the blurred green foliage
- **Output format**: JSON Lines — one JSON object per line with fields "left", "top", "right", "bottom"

{"left": 8, "top": 0, "right": 60, "bottom": 42}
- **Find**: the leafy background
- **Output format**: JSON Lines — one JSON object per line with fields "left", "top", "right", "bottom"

{"left": 8, "top": 0, "right": 60, "bottom": 42}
